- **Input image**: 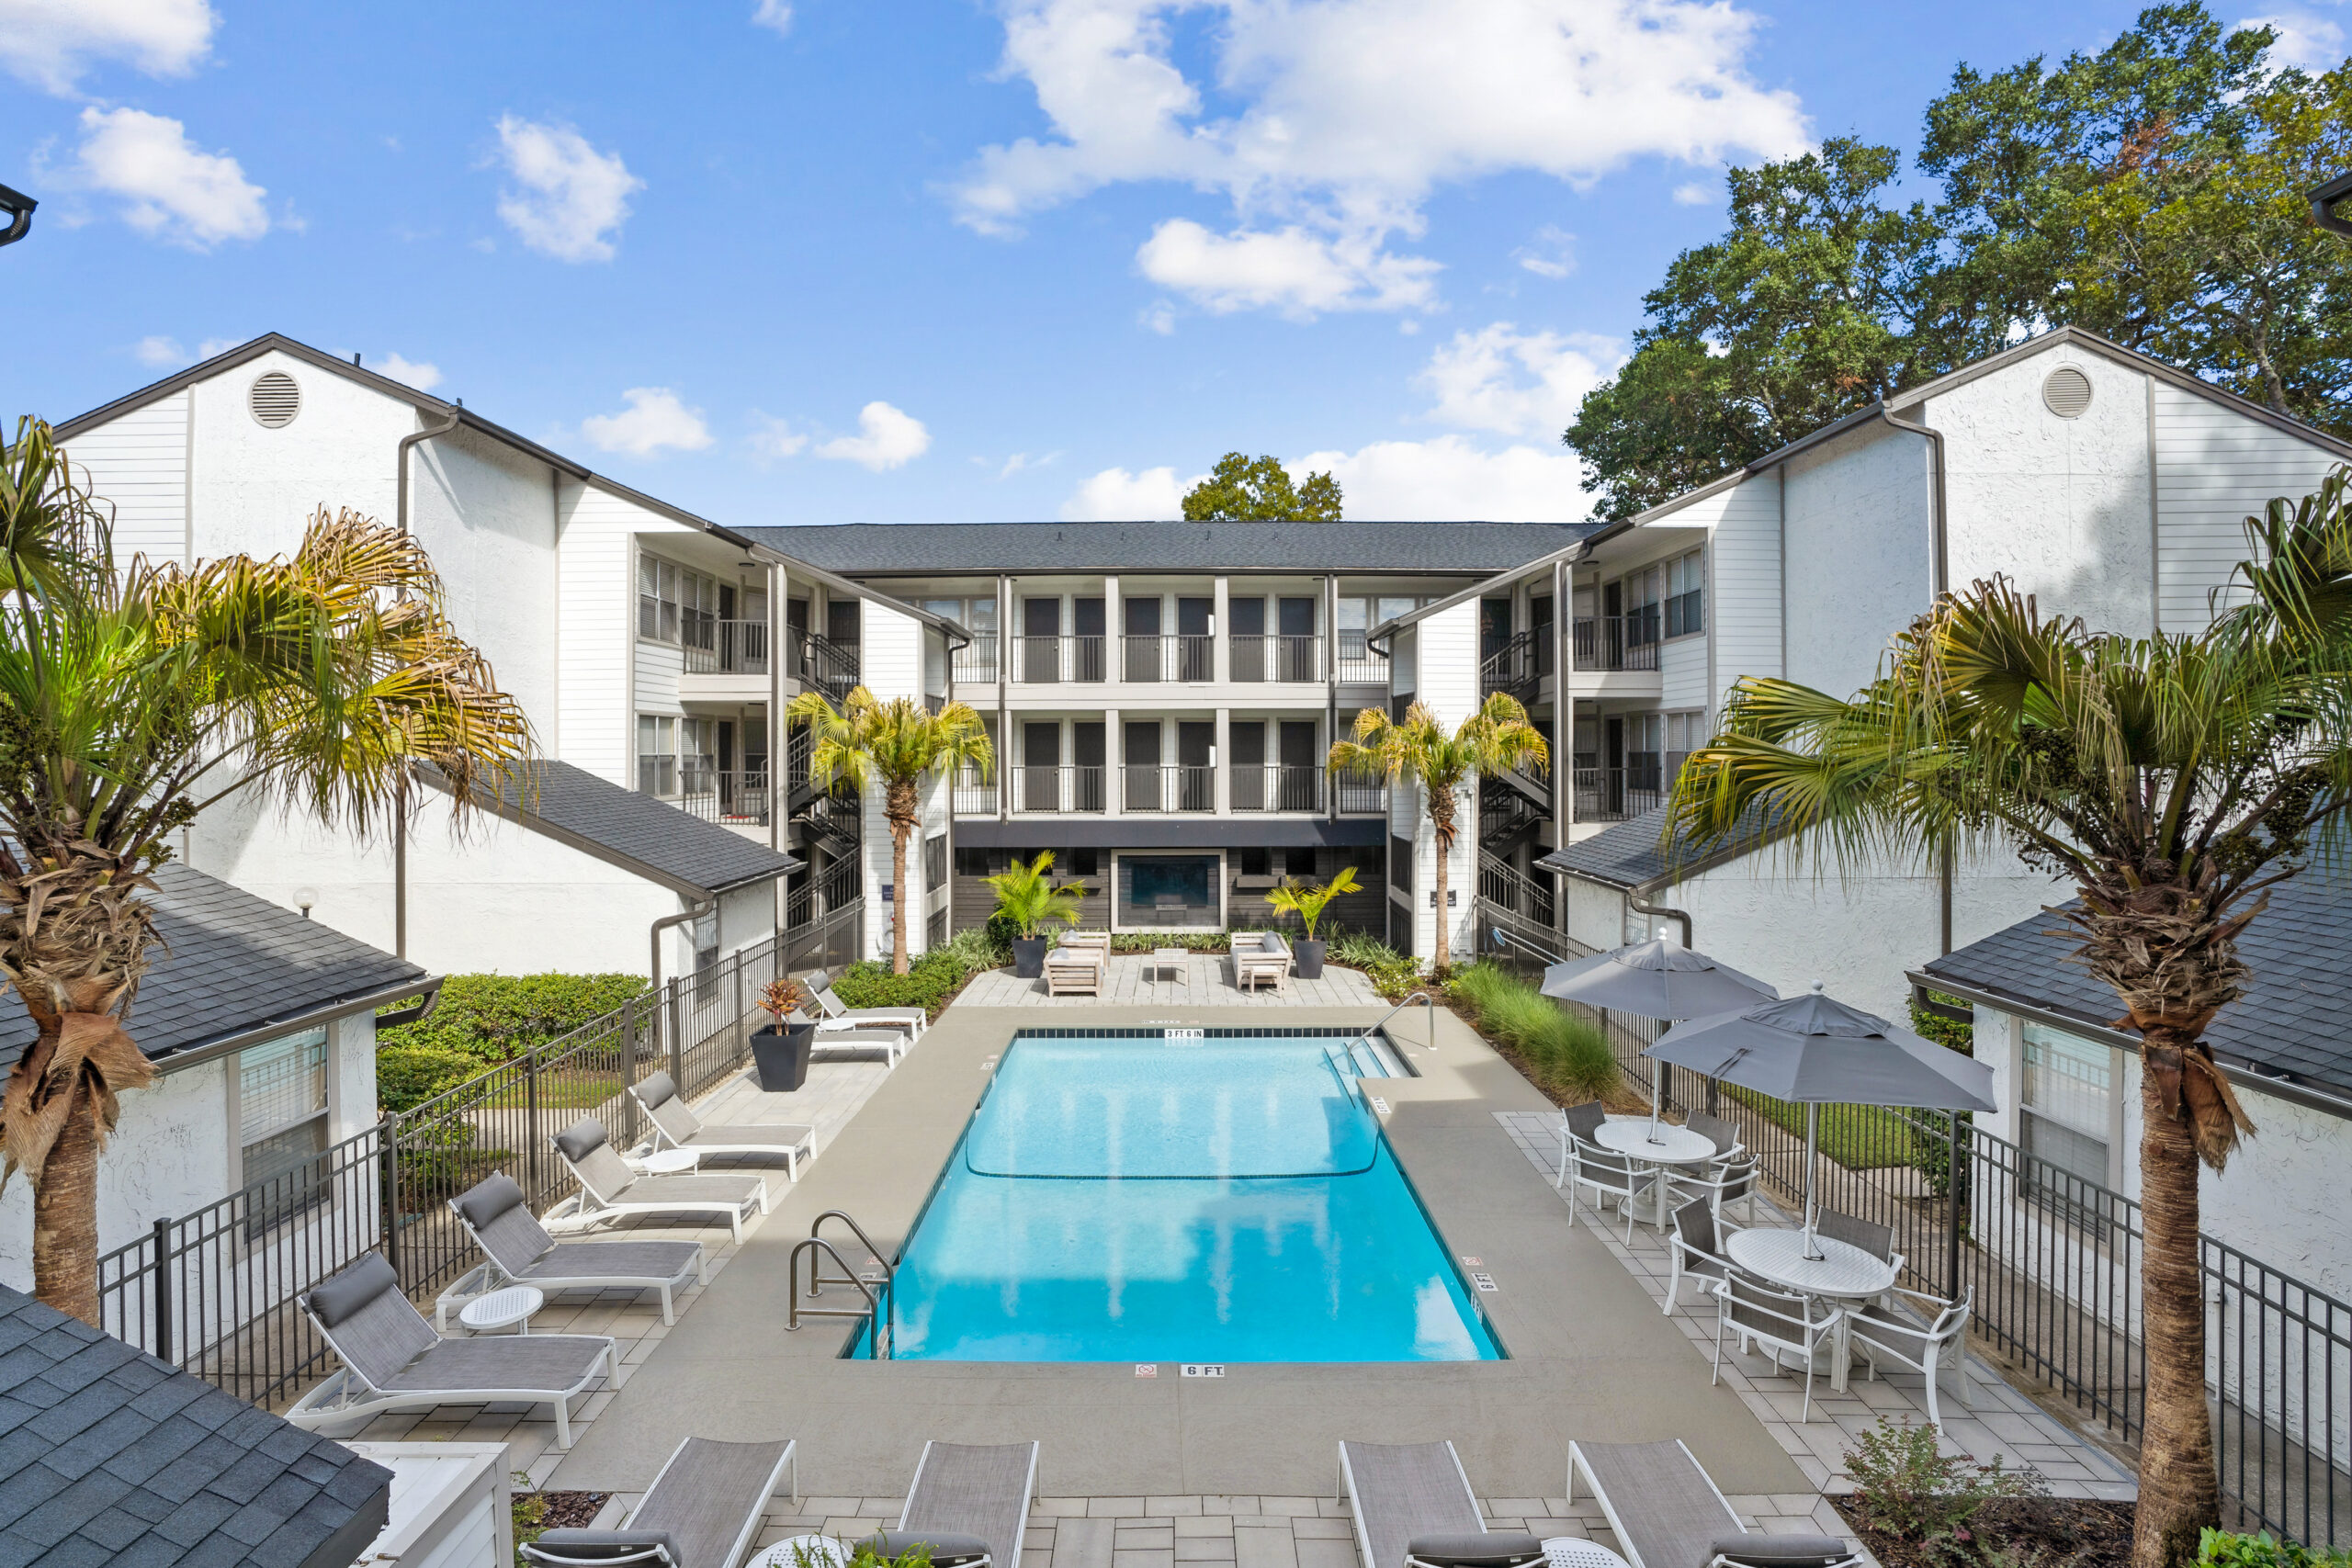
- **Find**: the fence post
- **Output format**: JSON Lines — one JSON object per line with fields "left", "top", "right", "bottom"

{"left": 1945, "top": 1111, "right": 1964, "bottom": 1301}
{"left": 526, "top": 1051, "right": 542, "bottom": 1201}
{"left": 377, "top": 1118, "right": 401, "bottom": 1286}
{"left": 150, "top": 1215, "right": 175, "bottom": 1365}
{"left": 667, "top": 979, "right": 684, "bottom": 1089}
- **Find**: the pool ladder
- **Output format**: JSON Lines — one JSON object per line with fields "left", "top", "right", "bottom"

{"left": 786, "top": 1209, "right": 895, "bottom": 1357}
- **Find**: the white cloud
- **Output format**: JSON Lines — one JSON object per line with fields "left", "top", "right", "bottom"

{"left": 1672, "top": 179, "right": 1716, "bottom": 206}
{"left": 2238, "top": 12, "right": 2347, "bottom": 69}
{"left": 68, "top": 106, "right": 266, "bottom": 248}
{"left": 1512, "top": 226, "right": 1576, "bottom": 280}
{"left": 374, "top": 353, "right": 441, "bottom": 391}
{"left": 815, "top": 401, "right": 932, "bottom": 471}
{"left": 747, "top": 412, "right": 808, "bottom": 460}
{"left": 992, "top": 451, "right": 1061, "bottom": 479}
{"left": 1297, "top": 435, "right": 1589, "bottom": 520}
{"left": 132, "top": 334, "right": 183, "bottom": 367}
{"left": 1420, "top": 322, "right": 1618, "bottom": 438}
{"left": 1061, "top": 465, "right": 1192, "bottom": 520}
{"left": 956, "top": 0, "right": 1810, "bottom": 314}
{"left": 752, "top": 0, "right": 793, "bottom": 34}
{"left": 582, "top": 388, "right": 714, "bottom": 457}
{"left": 0, "top": 0, "right": 216, "bottom": 95}
{"left": 197, "top": 335, "right": 237, "bottom": 356}
{"left": 493, "top": 116, "right": 642, "bottom": 263}
{"left": 1139, "top": 300, "right": 1177, "bottom": 334}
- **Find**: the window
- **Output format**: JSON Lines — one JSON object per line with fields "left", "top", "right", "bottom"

{"left": 238, "top": 1027, "right": 330, "bottom": 1193}
{"left": 637, "top": 555, "right": 733, "bottom": 649}
{"left": 922, "top": 596, "right": 998, "bottom": 634}
{"left": 1664, "top": 712, "right": 1706, "bottom": 784}
{"left": 1065, "top": 847, "right": 1100, "bottom": 878}
{"left": 693, "top": 908, "right": 719, "bottom": 974}
{"left": 2021, "top": 1022, "right": 2114, "bottom": 1191}
{"left": 924, "top": 832, "right": 947, "bottom": 888}
{"left": 1238, "top": 848, "right": 1271, "bottom": 877}
{"left": 637, "top": 714, "right": 716, "bottom": 796}
{"left": 1617, "top": 567, "right": 1664, "bottom": 646}
{"left": 1283, "top": 846, "right": 1318, "bottom": 877}
{"left": 1626, "top": 712, "right": 1665, "bottom": 792}
{"left": 1390, "top": 835, "right": 1413, "bottom": 894}
{"left": 1663, "top": 549, "right": 1705, "bottom": 638}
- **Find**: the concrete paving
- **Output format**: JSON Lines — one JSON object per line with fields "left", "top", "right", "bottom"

{"left": 961, "top": 953, "right": 1384, "bottom": 1007}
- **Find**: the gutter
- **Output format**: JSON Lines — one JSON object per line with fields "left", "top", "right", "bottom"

{"left": 144, "top": 974, "right": 445, "bottom": 1077}
{"left": 1628, "top": 889, "right": 1691, "bottom": 947}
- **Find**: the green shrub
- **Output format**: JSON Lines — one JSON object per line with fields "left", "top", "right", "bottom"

{"left": 831, "top": 947, "right": 976, "bottom": 1016}
{"left": 1448, "top": 961, "right": 1619, "bottom": 1100}
{"left": 376, "top": 1045, "right": 490, "bottom": 1113}
{"left": 2199, "top": 1529, "right": 2352, "bottom": 1567}
{"left": 1327, "top": 928, "right": 1425, "bottom": 998}
{"left": 380, "top": 973, "right": 649, "bottom": 1063}
{"left": 936, "top": 923, "right": 1010, "bottom": 970}
{"left": 1841, "top": 1416, "right": 2044, "bottom": 1552}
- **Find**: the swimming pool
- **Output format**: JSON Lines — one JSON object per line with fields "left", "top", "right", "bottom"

{"left": 855, "top": 1029, "right": 1502, "bottom": 1362}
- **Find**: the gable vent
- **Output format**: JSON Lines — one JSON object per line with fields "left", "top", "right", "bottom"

{"left": 2041, "top": 366, "right": 2093, "bottom": 419}
{"left": 248, "top": 370, "right": 301, "bottom": 428}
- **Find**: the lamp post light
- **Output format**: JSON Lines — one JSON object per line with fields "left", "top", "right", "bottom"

{"left": 2311, "top": 172, "right": 2352, "bottom": 238}
{"left": 0, "top": 182, "right": 34, "bottom": 249}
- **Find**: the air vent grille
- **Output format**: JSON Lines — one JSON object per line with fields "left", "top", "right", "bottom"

{"left": 2042, "top": 367, "right": 2093, "bottom": 419}
{"left": 249, "top": 371, "right": 301, "bottom": 428}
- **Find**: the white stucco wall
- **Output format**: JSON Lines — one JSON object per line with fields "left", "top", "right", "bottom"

{"left": 1781, "top": 421, "right": 1934, "bottom": 699}
{"left": 856, "top": 603, "right": 943, "bottom": 961}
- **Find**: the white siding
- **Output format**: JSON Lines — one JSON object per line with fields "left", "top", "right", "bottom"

{"left": 61, "top": 390, "right": 189, "bottom": 564}
{"left": 1408, "top": 602, "right": 1481, "bottom": 960}
{"left": 2154, "top": 381, "right": 2346, "bottom": 629}
{"left": 1702, "top": 469, "right": 1783, "bottom": 709}
{"left": 555, "top": 480, "right": 641, "bottom": 784}
{"left": 858, "top": 603, "right": 937, "bottom": 961}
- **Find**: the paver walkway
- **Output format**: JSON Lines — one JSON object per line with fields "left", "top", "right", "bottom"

{"left": 961, "top": 953, "right": 1381, "bottom": 1007}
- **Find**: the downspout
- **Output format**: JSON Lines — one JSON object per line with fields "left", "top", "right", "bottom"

{"left": 1628, "top": 887, "right": 1691, "bottom": 948}
{"left": 391, "top": 404, "right": 464, "bottom": 960}
{"left": 1881, "top": 404, "right": 1955, "bottom": 954}
{"left": 650, "top": 900, "right": 713, "bottom": 988}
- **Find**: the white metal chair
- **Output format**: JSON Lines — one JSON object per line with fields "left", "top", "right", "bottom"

{"left": 1668, "top": 1149, "right": 1762, "bottom": 1227}
{"left": 1553, "top": 1103, "right": 1608, "bottom": 1189}
{"left": 1710, "top": 1273, "right": 1845, "bottom": 1423}
{"left": 1662, "top": 1198, "right": 1740, "bottom": 1318}
{"left": 1848, "top": 1284, "right": 1979, "bottom": 1427}
{"left": 1565, "top": 1136, "right": 1655, "bottom": 1246}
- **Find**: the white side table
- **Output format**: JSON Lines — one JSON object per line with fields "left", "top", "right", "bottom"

{"left": 1148, "top": 949, "right": 1188, "bottom": 984}
{"left": 1542, "top": 1539, "right": 1632, "bottom": 1568}
{"left": 642, "top": 1148, "right": 700, "bottom": 1176}
{"left": 750, "top": 1536, "right": 850, "bottom": 1568}
{"left": 457, "top": 1284, "right": 544, "bottom": 1335}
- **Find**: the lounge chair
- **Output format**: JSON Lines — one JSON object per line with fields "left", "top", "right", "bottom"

{"left": 857, "top": 1440, "right": 1039, "bottom": 1568}
{"left": 808, "top": 970, "right": 928, "bottom": 1040}
{"left": 630, "top": 1071, "right": 816, "bottom": 1180}
{"left": 1567, "top": 1439, "right": 1862, "bottom": 1568}
{"left": 806, "top": 1010, "right": 910, "bottom": 1066}
{"left": 523, "top": 1434, "right": 797, "bottom": 1568}
{"left": 284, "top": 1253, "right": 614, "bottom": 1449}
{"left": 549, "top": 1117, "right": 769, "bottom": 1243}
{"left": 1045, "top": 944, "right": 1104, "bottom": 997}
{"left": 1553, "top": 1102, "right": 1608, "bottom": 1188}
{"left": 1337, "top": 1440, "right": 1545, "bottom": 1568}
{"left": 443, "top": 1172, "right": 707, "bottom": 1327}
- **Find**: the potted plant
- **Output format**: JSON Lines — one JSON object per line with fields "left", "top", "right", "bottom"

{"left": 987, "top": 851, "right": 1087, "bottom": 977}
{"left": 749, "top": 977, "right": 817, "bottom": 1092}
{"left": 1266, "top": 865, "right": 1361, "bottom": 980}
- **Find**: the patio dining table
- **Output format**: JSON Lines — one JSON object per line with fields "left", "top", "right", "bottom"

{"left": 1724, "top": 1226, "right": 1899, "bottom": 1391}
{"left": 1591, "top": 1120, "right": 1718, "bottom": 1230}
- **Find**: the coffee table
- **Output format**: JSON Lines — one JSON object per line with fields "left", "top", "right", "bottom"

{"left": 1148, "top": 948, "right": 1188, "bottom": 984}
{"left": 457, "top": 1284, "right": 544, "bottom": 1335}
{"left": 750, "top": 1536, "right": 849, "bottom": 1568}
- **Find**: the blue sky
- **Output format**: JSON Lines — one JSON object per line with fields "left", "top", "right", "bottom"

{"left": 0, "top": 1, "right": 2315, "bottom": 525}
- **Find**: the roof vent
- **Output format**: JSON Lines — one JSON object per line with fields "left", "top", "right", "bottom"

{"left": 249, "top": 370, "right": 300, "bottom": 428}
{"left": 2041, "top": 366, "right": 2092, "bottom": 419}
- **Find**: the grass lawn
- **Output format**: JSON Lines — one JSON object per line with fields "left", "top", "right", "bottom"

{"left": 1719, "top": 1083, "right": 1930, "bottom": 1171}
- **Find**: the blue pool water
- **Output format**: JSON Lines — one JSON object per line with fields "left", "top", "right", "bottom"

{"left": 858, "top": 1032, "right": 1502, "bottom": 1362}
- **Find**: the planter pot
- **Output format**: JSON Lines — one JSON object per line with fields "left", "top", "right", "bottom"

{"left": 1295, "top": 938, "right": 1328, "bottom": 980}
{"left": 1012, "top": 936, "right": 1049, "bottom": 979}
{"left": 750, "top": 1021, "right": 814, "bottom": 1093}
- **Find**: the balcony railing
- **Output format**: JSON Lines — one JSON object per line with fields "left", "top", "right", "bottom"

{"left": 1122, "top": 633, "right": 1214, "bottom": 683}
{"left": 1012, "top": 764, "right": 1108, "bottom": 815}
{"left": 639, "top": 763, "right": 772, "bottom": 826}
{"left": 1228, "top": 635, "right": 1323, "bottom": 683}
{"left": 1334, "top": 770, "right": 1388, "bottom": 815}
{"left": 951, "top": 771, "right": 997, "bottom": 815}
{"left": 793, "top": 631, "right": 860, "bottom": 699}
{"left": 1012, "top": 635, "right": 1107, "bottom": 683}
{"left": 1480, "top": 630, "right": 1542, "bottom": 702}
{"left": 1574, "top": 764, "right": 1664, "bottom": 823}
{"left": 1571, "top": 615, "right": 1659, "bottom": 672}
{"left": 1122, "top": 765, "right": 1216, "bottom": 813}
{"left": 1228, "top": 765, "right": 1324, "bottom": 813}
{"left": 680, "top": 618, "right": 770, "bottom": 676}
{"left": 951, "top": 632, "right": 1000, "bottom": 684}
{"left": 1337, "top": 630, "right": 1389, "bottom": 684}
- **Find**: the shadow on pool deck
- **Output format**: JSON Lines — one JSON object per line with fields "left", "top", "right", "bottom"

{"left": 549, "top": 998, "right": 1809, "bottom": 1503}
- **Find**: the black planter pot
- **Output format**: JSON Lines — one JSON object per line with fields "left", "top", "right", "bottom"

{"left": 1295, "top": 938, "right": 1328, "bottom": 980}
{"left": 1012, "top": 935, "right": 1049, "bottom": 979}
{"left": 750, "top": 1021, "right": 814, "bottom": 1093}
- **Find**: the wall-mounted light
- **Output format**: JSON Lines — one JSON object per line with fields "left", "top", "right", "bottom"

{"left": 295, "top": 886, "right": 319, "bottom": 919}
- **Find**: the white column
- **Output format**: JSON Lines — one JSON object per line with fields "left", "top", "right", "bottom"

{"left": 1215, "top": 707, "right": 1231, "bottom": 815}
{"left": 1213, "top": 576, "right": 1230, "bottom": 682}
{"left": 1104, "top": 705, "right": 1122, "bottom": 817}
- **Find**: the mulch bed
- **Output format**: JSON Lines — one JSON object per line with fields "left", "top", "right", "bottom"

{"left": 1832, "top": 1495, "right": 2134, "bottom": 1568}
{"left": 532, "top": 1492, "right": 611, "bottom": 1529}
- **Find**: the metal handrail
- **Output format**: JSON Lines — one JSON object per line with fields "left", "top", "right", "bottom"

{"left": 1319, "top": 1044, "right": 1366, "bottom": 1107}
{"left": 807, "top": 1209, "right": 893, "bottom": 1295}
{"left": 1352, "top": 991, "right": 1436, "bottom": 1057}
{"left": 786, "top": 1235, "right": 880, "bottom": 1331}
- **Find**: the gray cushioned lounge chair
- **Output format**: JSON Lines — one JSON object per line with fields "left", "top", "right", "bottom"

{"left": 1337, "top": 1439, "right": 1545, "bottom": 1568}
{"left": 549, "top": 1117, "right": 768, "bottom": 1243}
{"left": 523, "top": 1434, "right": 797, "bottom": 1568}
{"left": 443, "top": 1173, "right": 706, "bottom": 1327}
{"left": 629, "top": 1072, "right": 816, "bottom": 1180}
{"left": 284, "top": 1253, "right": 614, "bottom": 1449}
{"left": 1567, "top": 1439, "right": 1860, "bottom": 1568}
{"left": 858, "top": 1440, "right": 1039, "bottom": 1568}
{"left": 808, "top": 970, "right": 929, "bottom": 1040}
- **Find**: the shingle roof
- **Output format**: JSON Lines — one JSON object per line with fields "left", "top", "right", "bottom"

{"left": 0, "top": 862, "right": 426, "bottom": 1077}
{"left": 0, "top": 1283, "right": 392, "bottom": 1568}
{"left": 739, "top": 521, "right": 1600, "bottom": 575}
{"left": 1924, "top": 870, "right": 2352, "bottom": 1103}
{"left": 1536, "top": 805, "right": 1786, "bottom": 892}
{"left": 464, "top": 760, "right": 799, "bottom": 897}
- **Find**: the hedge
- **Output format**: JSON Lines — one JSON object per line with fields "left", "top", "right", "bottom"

{"left": 379, "top": 973, "right": 649, "bottom": 1064}
{"left": 830, "top": 949, "right": 973, "bottom": 1016}
{"left": 377, "top": 1045, "right": 490, "bottom": 1114}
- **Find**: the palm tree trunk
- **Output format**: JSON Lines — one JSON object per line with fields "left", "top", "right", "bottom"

{"left": 31, "top": 1069, "right": 101, "bottom": 1325}
{"left": 2133, "top": 1028, "right": 2221, "bottom": 1568}
{"left": 1429, "top": 789, "right": 1456, "bottom": 971}
{"left": 889, "top": 824, "right": 910, "bottom": 976}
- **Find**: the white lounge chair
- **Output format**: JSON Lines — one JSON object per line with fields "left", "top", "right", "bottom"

{"left": 523, "top": 1434, "right": 797, "bottom": 1568}
{"left": 1338, "top": 1440, "right": 1545, "bottom": 1568}
{"left": 442, "top": 1172, "right": 706, "bottom": 1326}
{"left": 629, "top": 1071, "right": 815, "bottom": 1180}
{"left": 857, "top": 1440, "right": 1040, "bottom": 1568}
{"left": 808, "top": 970, "right": 929, "bottom": 1039}
{"left": 549, "top": 1117, "right": 768, "bottom": 1242}
{"left": 285, "top": 1253, "right": 614, "bottom": 1449}
{"left": 1567, "top": 1439, "right": 1862, "bottom": 1568}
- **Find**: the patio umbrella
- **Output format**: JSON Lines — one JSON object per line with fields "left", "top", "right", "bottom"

{"left": 1537, "top": 939, "right": 1778, "bottom": 1134}
{"left": 1647, "top": 981, "right": 1996, "bottom": 1258}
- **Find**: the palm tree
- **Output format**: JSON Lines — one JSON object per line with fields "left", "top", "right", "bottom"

{"left": 786, "top": 686, "right": 993, "bottom": 976}
{"left": 0, "top": 416, "right": 533, "bottom": 1325}
{"left": 985, "top": 852, "right": 1087, "bottom": 941}
{"left": 1666, "top": 473, "right": 2352, "bottom": 1568}
{"left": 1328, "top": 694, "right": 1549, "bottom": 970}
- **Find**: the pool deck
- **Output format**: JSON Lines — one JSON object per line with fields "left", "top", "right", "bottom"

{"left": 548, "top": 996, "right": 1815, "bottom": 1506}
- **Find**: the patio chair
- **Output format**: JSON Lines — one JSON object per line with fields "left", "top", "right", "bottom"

{"left": 284, "top": 1253, "right": 614, "bottom": 1449}
{"left": 1564, "top": 1137, "right": 1654, "bottom": 1245}
{"left": 1816, "top": 1209, "right": 1903, "bottom": 1271}
{"left": 1552, "top": 1103, "right": 1608, "bottom": 1189}
{"left": 806, "top": 1010, "right": 910, "bottom": 1066}
{"left": 1849, "top": 1284, "right": 1980, "bottom": 1427}
{"left": 807, "top": 970, "right": 928, "bottom": 1040}
{"left": 1045, "top": 945, "right": 1105, "bottom": 997}
{"left": 443, "top": 1172, "right": 706, "bottom": 1327}
{"left": 1668, "top": 1150, "right": 1762, "bottom": 1227}
{"left": 1338, "top": 1439, "right": 1546, "bottom": 1568}
{"left": 1567, "top": 1440, "right": 1862, "bottom": 1568}
{"left": 549, "top": 1117, "right": 769, "bottom": 1243}
{"left": 857, "top": 1440, "right": 1039, "bottom": 1568}
{"left": 1662, "top": 1198, "right": 1739, "bottom": 1318}
{"left": 522, "top": 1434, "right": 797, "bottom": 1568}
{"left": 1232, "top": 931, "right": 1292, "bottom": 993}
{"left": 1710, "top": 1272, "right": 1845, "bottom": 1423}
{"left": 630, "top": 1071, "right": 816, "bottom": 1180}
{"left": 1683, "top": 1111, "right": 1741, "bottom": 1156}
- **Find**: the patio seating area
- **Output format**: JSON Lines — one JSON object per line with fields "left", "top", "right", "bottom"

{"left": 961, "top": 951, "right": 1383, "bottom": 1006}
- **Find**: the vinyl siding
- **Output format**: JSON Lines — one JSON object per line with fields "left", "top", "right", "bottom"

{"left": 1702, "top": 469, "right": 1782, "bottom": 709}
{"left": 60, "top": 391, "right": 189, "bottom": 565}
{"left": 2154, "top": 381, "right": 2346, "bottom": 629}
{"left": 563, "top": 482, "right": 695, "bottom": 782}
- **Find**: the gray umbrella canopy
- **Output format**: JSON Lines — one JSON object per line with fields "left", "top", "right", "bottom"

{"left": 1538, "top": 939, "right": 1779, "bottom": 1020}
{"left": 1648, "top": 985, "right": 1996, "bottom": 1111}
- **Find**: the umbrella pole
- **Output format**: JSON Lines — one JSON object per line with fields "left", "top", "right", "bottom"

{"left": 1803, "top": 1103, "right": 1823, "bottom": 1260}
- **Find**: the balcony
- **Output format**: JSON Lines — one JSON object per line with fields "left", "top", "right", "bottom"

{"left": 1229, "top": 765, "right": 1323, "bottom": 813}
{"left": 1572, "top": 615, "right": 1659, "bottom": 672}
{"left": 1012, "top": 635, "right": 1106, "bottom": 683}
{"left": 639, "top": 763, "right": 773, "bottom": 826}
{"left": 1122, "top": 634, "right": 1214, "bottom": 683}
{"left": 1574, "top": 764, "right": 1665, "bottom": 823}
{"left": 680, "top": 619, "right": 769, "bottom": 676}
{"left": 1337, "top": 630, "right": 1389, "bottom": 684}
{"left": 951, "top": 632, "right": 999, "bottom": 684}
{"left": 1011, "top": 765, "right": 1109, "bottom": 815}
{"left": 1121, "top": 765, "right": 1216, "bottom": 813}
{"left": 1228, "top": 635, "right": 1322, "bottom": 683}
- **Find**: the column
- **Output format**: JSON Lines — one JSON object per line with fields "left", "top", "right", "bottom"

{"left": 997, "top": 574, "right": 1012, "bottom": 821}
{"left": 1102, "top": 574, "right": 1120, "bottom": 686}
{"left": 1213, "top": 576, "right": 1230, "bottom": 683}
{"left": 1214, "top": 706, "right": 1231, "bottom": 815}
{"left": 1103, "top": 705, "right": 1121, "bottom": 817}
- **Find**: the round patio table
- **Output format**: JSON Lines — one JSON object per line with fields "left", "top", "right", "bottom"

{"left": 1591, "top": 1120, "right": 1717, "bottom": 1230}
{"left": 1724, "top": 1227, "right": 1899, "bottom": 1391}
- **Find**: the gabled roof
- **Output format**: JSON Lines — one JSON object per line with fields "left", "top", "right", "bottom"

{"left": 449, "top": 760, "right": 800, "bottom": 897}
{"left": 0, "top": 862, "right": 428, "bottom": 1077}
{"left": 1923, "top": 869, "right": 2352, "bottom": 1108}
{"left": 0, "top": 1282, "right": 392, "bottom": 1568}
{"left": 739, "top": 521, "right": 1598, "bottom": 576}
{"left": 1536, "top": 804, "right": 1788, "bottom": 894}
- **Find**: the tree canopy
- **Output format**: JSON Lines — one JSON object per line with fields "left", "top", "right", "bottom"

{"left": 1566, "top": 5, "right": 2352, "bottom": 519}
{"left": 1182, "top": 453, "right": 1343, "bottom": 521}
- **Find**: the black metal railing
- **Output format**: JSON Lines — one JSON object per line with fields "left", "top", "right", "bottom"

{"left": 1229, "top": 765, "right": 1323, "bottom": 813}
{"left": 1574, "top": 765, "right": 1664, "bottom": 822}
{"left": 1120, "top": 633, "right": 1214, "bottom": 683}
{"left": 1476, "top": 851, "right": 1555, "bottom": 928}
{"left": 796, "top": 632, "right": 860, "bottom": 700}
{"left": 681, "top": 618, "right": 771, "bottom": 676}
{"left": 1571, "top": 615, "right": 1659, "bottom": 672}
{"left": 1121, "top": 764, "right": 1215, "bottom": 812}
{"left": 1338, "top": 630, "right": 1389, "bottom": 683}
{"left": 1011, "top": 635, "right": 1107, "bottom": 683}
{"left": 1480, "top": 630, "right": 1541, "bottom": 702}
{"left": 1228, "top": 635, "right": 1322, "bottom": 683}
{"left": 1006, "top": 764, "right": 1108, "bottom": 814}
{"left": 951, "top": 632, "right": 1000, "bottom": 683}
{"left": 674, "top": 765, "right": 772, "bottom": 826}
{"left": 1335, "top": 770, "right": 1388, "bottom": 814}
{"left": 951, "top": 770, "right": 998, "bottom": 815}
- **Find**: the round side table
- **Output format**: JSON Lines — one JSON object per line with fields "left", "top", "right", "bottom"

{"left": 1542, "top": 1538, "right": 1632, "bottom": 1568}
{"left": 750, "top": 1536, "right": 849, "bottom": 1568}
{"left": 458, "top": 1284, "right": 544, "bottom": 1335}
{"left": 642, "top": 1148, "right": 700, "bottom": 1175}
